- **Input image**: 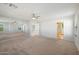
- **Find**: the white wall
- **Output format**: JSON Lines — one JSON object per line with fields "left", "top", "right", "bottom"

{"left": 63, "top": 17, "right": 73, "bottom": 41}
{"left": 74, "top": 12, "right": 79, "bottom": 51}
{"left": 40, "top": 20, "right": 56, "bottom": 38}
{"left": 40, "top": 16, "right": 73, "bottom": 41}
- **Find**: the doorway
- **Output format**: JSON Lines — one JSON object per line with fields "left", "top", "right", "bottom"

{"left": 57, "top": 21, "right": 64, "bottom": 40}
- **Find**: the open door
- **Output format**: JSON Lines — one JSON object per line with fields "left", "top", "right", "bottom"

{"left": 57, "top": 19, "right": 64, "bottom": 40}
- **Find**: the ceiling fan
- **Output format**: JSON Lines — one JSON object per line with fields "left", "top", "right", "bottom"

{"left": 9, "top": 3, "right": 18, "bottom": 8}
{"left": 32, "top": 13, "right": 40, "bottom": 20}
{"left": 3, "top": 3, "right": 18, "bottom": 8}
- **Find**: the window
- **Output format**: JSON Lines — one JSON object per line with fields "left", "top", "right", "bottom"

{"left": 0, "top": 24, "right": 3, "bottom": 31}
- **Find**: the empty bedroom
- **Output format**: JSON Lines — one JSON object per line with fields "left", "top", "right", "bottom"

{"left": 0, "top": 3, "right": 79, "bottom": 55}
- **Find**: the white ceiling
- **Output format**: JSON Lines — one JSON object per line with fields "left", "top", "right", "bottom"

{"left": 0, "top": 3, "right": 79, "bottom": 21}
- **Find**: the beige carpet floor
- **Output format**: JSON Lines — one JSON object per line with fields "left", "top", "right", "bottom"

{"left": 0, "top": 32, "right": 78, "bottom": 55}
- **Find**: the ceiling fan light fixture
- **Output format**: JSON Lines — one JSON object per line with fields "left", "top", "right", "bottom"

{"left": 32, "top": 17, "right": 36, "bottom": 20}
